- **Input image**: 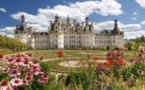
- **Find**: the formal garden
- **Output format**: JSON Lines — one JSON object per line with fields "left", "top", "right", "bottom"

{"left": 1, "top": 48, "right": 145, "bottom": 90}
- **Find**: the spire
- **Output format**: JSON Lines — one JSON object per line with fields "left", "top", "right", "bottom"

{"left": 73, "top": 19, "right": 76, "bottom": 25}
{"left": 55, "top": 15, "right": 58, "bottom": 20}
{"left": 114, "top": 19, "right": 118, "bottom": 27}
{"left": 21, "top": 15, "right": 25, "bottom": 23}
{"left": 55, "top": 15, "right": 58, "bottom": 22}
{"left": 85, "top": 17, "right": 89, "bottom": 24}
{"left": 19, "top": 15, "right": 26, "bottom": 31}
{"left": 55, "top": 15, "right": 61, "bottom": 23}
{"left": 66, "top": 15, "right": 70, "bottom": 24}
{"left": 112, "top": 19, "right": 120, "bottom": 35}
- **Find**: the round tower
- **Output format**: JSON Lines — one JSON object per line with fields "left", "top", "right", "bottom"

{"left": 21, "top": 15, "right": 25, "bottom": 23}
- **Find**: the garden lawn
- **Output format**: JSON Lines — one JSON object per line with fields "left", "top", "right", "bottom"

{"left": 28, "top": 50, "right": 139, "bottom": 72}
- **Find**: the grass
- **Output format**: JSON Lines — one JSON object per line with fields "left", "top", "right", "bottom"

{"left": 0, "top": 49, "right": 140, "bottom": 71}
{"left": 28, "top": 50, "right": 140, "bottom": 72}
{"left": 1, "top": 49, "right": 138, "bottom": 71}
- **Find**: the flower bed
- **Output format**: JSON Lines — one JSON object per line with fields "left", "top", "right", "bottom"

{"left": 1, "top": 48, "right": 145, "bottom": 90}
{"left": 0, "top": 53, "right": 49, "bottom": 90}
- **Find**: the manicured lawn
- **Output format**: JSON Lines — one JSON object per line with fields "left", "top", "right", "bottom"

{"left": 28, "top": 50, "right": 140, "bottom": 72}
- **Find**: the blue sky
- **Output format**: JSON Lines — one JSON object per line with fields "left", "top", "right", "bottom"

{"left": 0, "top": 0, "right": 145, "bottom": 39}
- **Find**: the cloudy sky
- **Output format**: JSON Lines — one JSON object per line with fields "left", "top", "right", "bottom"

{"left": 0, "top": 0, "right": 145, "bottom": 39}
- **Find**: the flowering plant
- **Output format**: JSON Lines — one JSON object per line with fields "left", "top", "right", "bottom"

{"left": 61, "top": 47, "right": 145, "bottom": 89}
{"left": 0, "top": 53, "right": 49, "bottom": 90}
{"left": 95, "top": 47, "right": 145, "bottom": 89}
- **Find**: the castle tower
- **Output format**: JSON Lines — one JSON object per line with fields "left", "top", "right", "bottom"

{"left": 73, "top": 19, "right": 76, "bottom": 25}
{"left": 112, "top": 19, "right": 120, "bottom": 35}
{"left": 21, "top": 15, "right": 25, "bottom": 23}
{"left": 14, "top": 15, "right": 32, "bottom": 49}
{"left": 85, "top": 17, "right": 89, "bottom": 25}
{"left": 84, "top": 17, "right": 90, "bottom": 32}
{"left": 66, "top": 15, "right": 70, "bottom": 24}
{"left": 54, "top": 15, "right": 61, "bottom": 23}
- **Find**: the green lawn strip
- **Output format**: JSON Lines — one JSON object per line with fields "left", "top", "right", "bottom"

{"left": 30, "top": 50, "right": 109, "bottom": 60}
{"left": 45, "top": 58, "right": 84, "bottom": 72}
{"left": 44, "top": 57, "right": 100, "bottom": 72}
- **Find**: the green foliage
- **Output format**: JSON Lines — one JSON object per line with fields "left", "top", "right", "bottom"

{"left": 108, "top": 85, "right": 125, "bottom": 90}
{"left": 0, "top": 35, "right": 27, "bottom": 51}
{"left": 106, "top": 46, "right": 110, "bottom": 50}
{"left": 40, "top": 61, "right": 50, "bottom": 74}
{"left": 126, "top": 35, "right": 145, "bottom": 50}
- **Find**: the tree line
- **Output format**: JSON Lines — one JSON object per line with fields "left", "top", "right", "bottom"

{"left": 125, "top": 35, "right": 145, "bottom": 50}
{"left": 0, "top": 35, "right": 27, "bottom": 51}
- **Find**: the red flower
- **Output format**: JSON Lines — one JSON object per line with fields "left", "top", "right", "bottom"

{"left": 106, "top": 59, "right": 114, "bottom": 65}
{"left": 0, "top": 53, "right": 3, "bottom": 58}
{"left": 87, "top": 54, "right": 91, "bottom": 59}
{"left": 93, "top": 56, "right": 98, "bottom": 61}
{"left": 26, "top": 53, "right": 32, "bottom": 57}
{"left": 117, "top": 58, "right": 124, "bottom": 66}
{"left": 104, "top": 59, "right": 114, "bottom": 68}
{"left": 104, "top": 62, "right": 112, "bottom": 68}
{"left": 40, "top": 56, "right": 44, "bottom": 60}
{"left": 57, "top": 51, "right": 63, "bottom": 58}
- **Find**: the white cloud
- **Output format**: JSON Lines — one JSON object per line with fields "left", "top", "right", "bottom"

{"left": 3, "top": 27, "right": 15, "bottom": 31}
{"left": 11, "top": 12, "right": 49, "bottom": 26}
{"left": 11, "top": 0, "right": 123, "bottom": 26}
{"left": 136, "top": 0, "right": 145, "bottom": 8}
{"left": 0, "top": 26, "right": 15, "bottom": 38}
{"left": 1, "top": 20, "right": 142, "bottom": 39}
{"left": 132, "top": 17, "right": 137, "bottom": 20}
{"left": 94, "top": 20, "right": 141, "bottom": 31}
{"left": 133, "top": 12, "right": 138, "bottom": 15}
{"left": 95, "top": 0, "right": 123, "bottom": 16}
{"left": 0, "top": 8, "right": 6, "bottom": 13}
{"left": 6, "top": 34, "right": 14, "bottom": 38}
{"left": 141, "top": 20, "right": 145, "bottom": 24}
{"left": 125, "top": 30, "right": 145, "bottom": 39}
{"left": 94, "top": 20, "right": 143, "bottom": 39}
{"left": 94, "top": 21, "right": 114, "bottom": 30}
{"left": 10, "top": 0, "right": 123, "bottom": 35}
{"left": 27, "top": 23, "right": 48, "bottom": 32}
{"left": 129, "top": 17, "right": 137, "bottom": 20}
{"left": 0, "top": 32, "right": 6, "bottom": 36}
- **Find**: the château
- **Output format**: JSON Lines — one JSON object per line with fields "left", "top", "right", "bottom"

{"left": 14, "top": 15, "right": 124, "bottom": 49}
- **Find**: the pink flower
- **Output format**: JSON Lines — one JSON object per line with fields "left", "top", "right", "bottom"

{"left": 129, "top": 59, "right": 134, "bottom": 63}
{"left": 40, "top": 74, "right": 49, "bottom": 80}
{"left": 29, "top": 61, "right": 39, "bottom": 66}
{"left": 30, "top": 66, "right": 42, "bottom": 75}
{"left": 38, "top": 78, "right": 46, "bottom": 84}
{"left": 26, "top": 53, "right": 32, "bottom": 57}
{"left": 10, "top": 78, "right": 22, "bottom": 87}
{"left": 6, "top": 59, "right": 15, "bottom": 65}
{"left": 0, "top": 79, "right": 14, "bottom": 90}
{"left": 0, "top": 53, "right": 49, "bottom": 88}
{"left": 25, "top": 71, "right": 32, "bottom": 76}
{"left": 21, "top": 80, "right": 29, "bottom": 86}
{"left": 38, "top": 74, "right": 49, "bottom": 84}
{"left": 96, "top": 63, "right": 105, "bottom": 71}
{"left": 22, "top": 58, "right": 29, "bottom": 67}
{"left": 8, "top": 68, "right": 20, "bottom": 77}
{"left": 13, "top": 58, "right": 23, "bottom": 66}
{"left": 25, "top": 75, "right": 33, "bottom": 82}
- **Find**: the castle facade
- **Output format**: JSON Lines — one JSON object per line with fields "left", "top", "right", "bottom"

{"left": 14, "top": 15, "right": 124, "bottom": 49}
